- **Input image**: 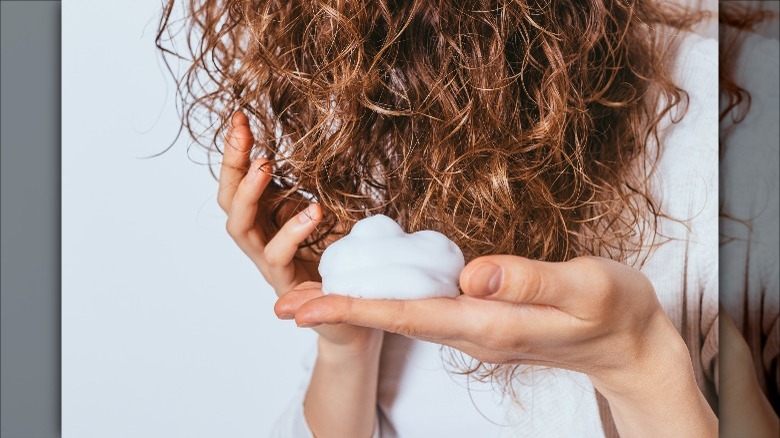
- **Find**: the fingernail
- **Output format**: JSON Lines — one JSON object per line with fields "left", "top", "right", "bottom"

{"left": 297, "top": 321, "right": 320, "bottom": 328}
{"left": 247, "top": 164, "right": 261, "bottom": 180}
{"left": 277, "top": 313, "right": 293, "bottom": 320}
{"left": 469, "top": 263, "right": 503, "bottom": 296}
{"left": 298, "top": 205, "right": 318, "bottom": 224}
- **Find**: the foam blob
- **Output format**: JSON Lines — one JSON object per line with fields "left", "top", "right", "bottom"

{"left": 318, "top": 215, "right": 465, "bottom": 299}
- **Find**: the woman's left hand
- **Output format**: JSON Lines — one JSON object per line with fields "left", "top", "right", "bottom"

{"left": 275, "top": 255, "right": 718, "bottom": 436}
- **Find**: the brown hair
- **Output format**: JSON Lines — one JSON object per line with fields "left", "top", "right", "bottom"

{"left": 158, "top": 0, "right": 699, "bottom": 380}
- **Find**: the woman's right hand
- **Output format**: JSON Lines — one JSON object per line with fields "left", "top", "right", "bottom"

{"left": 218, "top": 111, "right": 382, "bottom": 352}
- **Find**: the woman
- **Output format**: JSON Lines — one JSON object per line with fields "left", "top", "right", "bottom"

{"left": 158, "top": 0, "right": 719, "bottom": 436}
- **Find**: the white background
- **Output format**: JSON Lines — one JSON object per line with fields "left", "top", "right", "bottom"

{"left": 62, "top": 1, "right": 315, "bottom": 437}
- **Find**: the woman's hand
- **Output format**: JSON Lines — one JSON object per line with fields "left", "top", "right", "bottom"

{"left": 220, "top": 112, "right": 384, "bottom": 438}
{"left": 218, "top": 111, "right": 380, "bottom": 352}
{"left": 276, "top": 255, "right": 718, "bottom": 436}
{"left": 218, "top": 111, "right": 320, "bottom": 295}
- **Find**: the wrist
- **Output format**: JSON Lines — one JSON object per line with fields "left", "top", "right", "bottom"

{"left": 590, "top": 313, "right": 717, "bottom": 436}
{"left": 317, "top": 330, "right": 384, "bottom": 362}
{"left": 590, "top": 310, "right": 692, "bottom": 401}
{"left": 305, "top": 331, "right": 383, "bottom": 438}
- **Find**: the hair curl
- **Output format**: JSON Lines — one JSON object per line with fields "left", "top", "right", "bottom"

{"left": 158, "top": 0, "right": 699, "bottom": 382}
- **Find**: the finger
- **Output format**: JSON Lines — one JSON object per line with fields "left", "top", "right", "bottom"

{"left": 217, "top": 111, "right": 254, "bottom": 212}
{"left": 295, "top": 290, "right": 578, "bottom": 351}
{"left": 225, "top": 158, "right": 273, "bottom": 245}
{"left": 263, "top": 204, "right": 322, "bottom": 267}
{"left": 294, "top": 294, "right": 510, "bottom": 341}
{"left": 460, "top": 255, "right": 621, "bottom": 309}
{"left": 274, "top": 286, "right": 325, "bottom": 318}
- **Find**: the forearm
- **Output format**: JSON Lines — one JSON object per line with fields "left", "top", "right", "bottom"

{"left": 304, "top": 332, "right": 384, "bottom": 438}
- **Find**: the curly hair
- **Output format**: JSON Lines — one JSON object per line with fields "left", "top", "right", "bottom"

{"left": 158, "top": 0, "right": 700, "bottom": 380}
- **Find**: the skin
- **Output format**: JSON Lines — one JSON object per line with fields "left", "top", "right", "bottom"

{"left": 719, "top": 308, "right": 779, "bottom": 438}
{"left": 221, "top": 111, "right": 718, "bottom": 437}
{"left": 219, "top": 112, "right": 382, "bottom": 438}
{"left": 278, "top": 258, "right": 719, "bottom": 437}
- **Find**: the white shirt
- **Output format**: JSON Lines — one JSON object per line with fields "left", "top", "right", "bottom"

{"left": 270, "top": 31, "right": 719, "bottom": 438}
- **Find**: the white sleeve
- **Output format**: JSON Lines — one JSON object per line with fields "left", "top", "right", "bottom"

{"left": 269, "top": 392, "right": 316, "bottom": 438}
{"left": 269, "top": 346, "right": 383, "bottom": 438}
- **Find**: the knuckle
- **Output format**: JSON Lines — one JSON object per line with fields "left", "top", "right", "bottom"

{"left": 512, "top": 263, "right": 543, "bottom": 303}
{"left": 225, "top": 219, "right": 236, "bottom": 237}
{"left": 225, "top": 217, "right": 246, "bottom": 239}
{"left": 572, "top": 257, "right": 614, "bottom": 297}
{"left": 341, "top": 296, "right": 359, "bottom": 324}
{"left": 263, "top": 245, "right": 285, "bottom": 267}
{"left": 216, "top": 196, "right": 229, "bottom": 212}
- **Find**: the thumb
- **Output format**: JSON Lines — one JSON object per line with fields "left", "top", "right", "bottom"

{"left": 460, "top": 255, "right": 599, "bottom": 308}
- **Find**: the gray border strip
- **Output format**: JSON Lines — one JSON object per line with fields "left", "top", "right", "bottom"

{"left": 1, "top": 2, "right": 62, "bottom": 437}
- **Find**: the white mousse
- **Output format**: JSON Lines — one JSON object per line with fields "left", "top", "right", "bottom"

{"left": 318, "top": 215, "right": 465, "bottom": 299}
